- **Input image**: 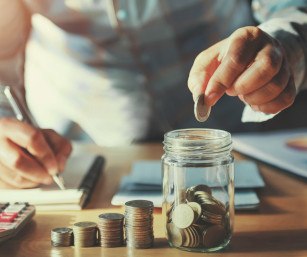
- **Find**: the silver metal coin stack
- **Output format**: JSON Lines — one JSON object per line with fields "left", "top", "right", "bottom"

{"left": 98, "top": 213, "right": 124, "bottom": 247}
{"left": 51, "top": 227, "right": 73, "bottom": 247}
{"left": 124, "top": 200, "right": 154, "bottom": 249}
{"left": 73, "top": 221, "right": 98, "bottom": 247}
{"left": 166, "top": 184, "right": 229, "bottom": 249}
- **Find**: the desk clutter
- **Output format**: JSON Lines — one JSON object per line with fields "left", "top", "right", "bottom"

{"left": 0, "top": 202, "right": 36, "bottom": 243}
{"left": 51, "top": 200, "right": 154, "bottom": 248}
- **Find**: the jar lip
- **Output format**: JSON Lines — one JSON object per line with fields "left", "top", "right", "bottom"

{"left": 164, "top": 128, "right": 231, "bottom": 143}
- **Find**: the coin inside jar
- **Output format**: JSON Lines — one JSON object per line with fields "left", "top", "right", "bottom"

{"left": 172, "top": 204, "right": 195, "bottom": 229}
{"left": 202, "top": 225, "right": 227, "bottom": 248}
{"left": 194, "top": 93, "right": 211, "bottom": 122}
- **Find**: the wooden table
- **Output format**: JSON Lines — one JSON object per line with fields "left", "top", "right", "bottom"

{"left": 1, "top": 143, "right": 307, "bottom": 257}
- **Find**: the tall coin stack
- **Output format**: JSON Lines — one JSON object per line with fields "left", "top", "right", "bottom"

{"left": 124, "top": 200, "right": 154, "bottom": 249}
{"left": 51, "top": 227, "right": 73, "bottom": 247}
{"left": 73, "top": 221, "right": 97, "bottom": 247}
{"left": 98, "top": 213, "right": 124, "bottom": 247}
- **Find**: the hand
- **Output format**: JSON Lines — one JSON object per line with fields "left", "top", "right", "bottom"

{"left": 0, "top": 118, "right": 72, "bottom": 188}
{"left": 188, "top": 26, "right": 296, "bottom": 114}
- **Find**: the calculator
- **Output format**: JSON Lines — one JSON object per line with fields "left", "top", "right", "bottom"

{"left": 0, "top": 202, "right": 35, "bottom": 243}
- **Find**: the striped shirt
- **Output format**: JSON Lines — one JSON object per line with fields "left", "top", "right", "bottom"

{"left": 0, "top": 0, "right": 306, "bottom": 145}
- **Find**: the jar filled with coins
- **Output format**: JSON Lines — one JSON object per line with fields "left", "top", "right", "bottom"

{"left": 162, "top": 128, "right": 234, "bottom": 252}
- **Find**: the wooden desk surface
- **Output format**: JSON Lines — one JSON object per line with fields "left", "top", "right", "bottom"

{"left": 1, "top": 143, "right": 307, "bottom": 257}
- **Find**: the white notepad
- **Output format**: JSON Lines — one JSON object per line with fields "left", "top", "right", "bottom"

{"left": 0, "top": 153, "right": 104, "bottom": 211}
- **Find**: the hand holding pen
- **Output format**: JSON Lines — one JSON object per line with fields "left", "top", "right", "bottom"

{"left": 0, "top": 86, "right": 72, "bottom": 189}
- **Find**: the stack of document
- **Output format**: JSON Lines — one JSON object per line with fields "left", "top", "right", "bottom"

{"left": 112, "top": 160, "right": 265, "bottom": 210}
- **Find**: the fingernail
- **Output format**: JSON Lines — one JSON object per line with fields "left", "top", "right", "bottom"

{"left": 46, "top": 161, "right": 58, "bottom": 175}
{"left": 205, "top": 92, "right": 220, "bottom": 106}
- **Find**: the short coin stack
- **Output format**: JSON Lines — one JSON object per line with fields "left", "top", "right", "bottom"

{"left": 166, "top": 184, "right": 229, "bottom": 249}
{"left": 73, "top": 221, "right": 97, "bottom": 247}
{"left": 98, "top": 213, "right": 124, "bottom": 247}
{"left": 125, "top": 200, "right": 154, "bottom": 249}
{"left": 51, "top": 227, "right": 73, "bottom": 247}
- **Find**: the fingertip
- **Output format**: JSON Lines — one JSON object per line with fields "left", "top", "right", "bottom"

{"left": 43, "top": 176, "right": 53, "bottom": 185}
{"left": 45, "top": 159, "right": 59, "bottom": 175}
{"left": 58, "top": 155, "right": 69, "bottom": 172}
{"left": 205, "top": 92, "right": 221, "bottom": 106}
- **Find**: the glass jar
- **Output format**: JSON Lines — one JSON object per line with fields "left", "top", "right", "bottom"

{"left": 162, "top": 128, "right": 234, "bottom": 252}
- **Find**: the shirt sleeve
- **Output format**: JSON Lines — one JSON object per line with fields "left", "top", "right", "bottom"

{"left": 0, "top": 1, "right": 31, "bottom": 98}
{"left": 252, "top": 0, "right": 307, "bottom": 92}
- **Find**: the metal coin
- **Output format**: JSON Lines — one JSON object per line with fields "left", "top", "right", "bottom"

{"left": 125, "top": 200, "right": 154, "bottom": 209}
{"left": 194, "top": 93, "right": 211, "bottom": 122}
{"left": 187, "top": 202, "right": 202, "bottom": 220}
{"left": 99, "top": 213, "right": 124, "bottom": 221}
{"left": 202, "top": 224, "right": 226, "bottom": 248}
{"left": 172, "top": 204, "right": 195, "bottom": 229}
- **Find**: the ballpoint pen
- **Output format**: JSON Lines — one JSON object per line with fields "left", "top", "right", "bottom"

{"left": 2, "top": 85, "right": 66, "bottom": 190}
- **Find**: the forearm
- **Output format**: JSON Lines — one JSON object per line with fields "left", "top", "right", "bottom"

{"left": 0, "top": 1, "right": 31, "bottom": 100}
{"left": 252, "top": 1, "right": 307, "bottom": 92}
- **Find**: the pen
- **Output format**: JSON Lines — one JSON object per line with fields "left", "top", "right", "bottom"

{"left": 52, "top": 174, "right": 66, "bottom": 190}
{"left": 3, "top": 86, "right": 66, "bottom": 190}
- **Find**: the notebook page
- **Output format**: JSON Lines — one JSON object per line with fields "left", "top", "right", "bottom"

{"left": 0, "top": 154, "right": 96, "bottom": 204}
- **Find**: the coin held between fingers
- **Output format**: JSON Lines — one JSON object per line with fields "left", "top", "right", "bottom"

{"left": 194, "top": 93, "right": 211, "bottom": 122}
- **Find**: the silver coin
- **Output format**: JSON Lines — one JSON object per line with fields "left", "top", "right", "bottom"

{"left": 125, "top": 200, "right": 154, "bottom": 209}
{"left": 194, "top": 93, "right": 211, "bottom": 122}
{"left": 99, "top": 213, "right": 124, "bottom": 221}
{"left": 52, "top": 227, "right": 73, "bottom": 234}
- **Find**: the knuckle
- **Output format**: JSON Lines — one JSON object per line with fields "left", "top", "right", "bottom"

{"left": 233, "top": 26, "right": 262, "bottom": 41}
{"left": 228, "top": 53, "right": 246, "bottom": 69}
{"left": 251, "top": 26, "right": 263, "bottom": 39}
{"left": 194, "top": 51, "right": 206, "bottom": 65}
{"left": 28, "top": 128, "right": 43, "bottom": 145}
{"left": 282, "top": 87, "right": 296, "bottom": 106}
{"left": 260, "top": 54, "right": 280, "bottom": 74}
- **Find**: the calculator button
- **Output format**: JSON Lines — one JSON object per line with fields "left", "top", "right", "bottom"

{"left": 2, "top": 213, "right": 18, "bottom": 219}
{"left": 0, "top": 215, "right": 15, "bottom": 223}
{"left": 4, "top": 204, "right": 26, "bottom": 214}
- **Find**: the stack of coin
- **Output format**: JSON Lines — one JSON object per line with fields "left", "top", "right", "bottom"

{"left": 125, "top": 200, "right": 154, "bottom": 249}
{"left": 98, "top": 213, "right": 124, "bottom": 247}
{"left": 73, "top": 221, "right": 97, "bottom": 247}
{"left": 51, "top": 227, "right": 73, "bottom": 247}
{"left": 166, "top": 184, "right": 230, "bottom": 249}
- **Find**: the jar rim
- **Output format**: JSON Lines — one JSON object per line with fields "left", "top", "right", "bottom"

{"left": 164, "top": 128, "right": 231, "bottom": 143}
{"left": 163, "top": 128, "right": 232, "bottom": 157}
